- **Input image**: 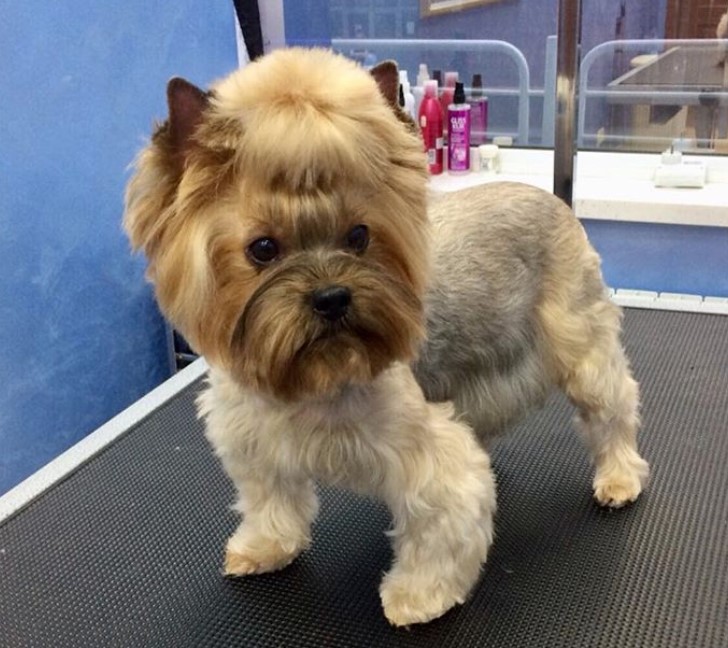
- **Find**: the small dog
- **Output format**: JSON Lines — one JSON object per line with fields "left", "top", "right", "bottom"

{"left": 124, "top": 48, "right": 649, "bottom": 626}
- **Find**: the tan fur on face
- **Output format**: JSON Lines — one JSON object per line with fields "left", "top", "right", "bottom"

{"left": 124, "top": 48, "right": 429, "bottom": 397}
{"left": 230, "top": 251, "right": 423, "bottom": 400}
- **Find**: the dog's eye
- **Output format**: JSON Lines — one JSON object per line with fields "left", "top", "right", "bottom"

{"left": 246, "top": 237, "right": 280, "bottom": 266}
{"left": 345, "top": 224, "right": 369, "bottom": 254}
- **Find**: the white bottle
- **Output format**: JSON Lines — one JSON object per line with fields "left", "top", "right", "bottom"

{"left": 478, "top": 144, "right": 500, "bottom": 173}
{"left": 399, "top": 70, "right": 416, "bottom": 119}
{"left": 413, "top": 63, "right": 429, "bottom": 118}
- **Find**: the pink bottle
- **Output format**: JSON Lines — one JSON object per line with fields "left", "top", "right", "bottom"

{"left": 418, "top": 80, "right": 443, "bottom": 175}
{"left": 440, "top": 72, "right": 458, "bottom": 137}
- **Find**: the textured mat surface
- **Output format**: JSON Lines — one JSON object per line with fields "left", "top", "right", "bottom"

{"left": 1, "top": 309, "right": 727, "bottom": 647}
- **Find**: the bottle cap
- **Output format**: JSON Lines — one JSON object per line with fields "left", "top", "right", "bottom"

{"left": 424, "top": 79, "right": 438, "bottom": 97}
{"left": 479, "top": 144, "right": 499, "bottom": 157}
{"left": 399, "top": 70, "right": 410, "bottom": 93}
{"left": 444, "top": 71, "right": 459, "bottom": 87}
{"left": 472, "top": 74, "right": 483, "bottom": 97}
{"left": 453, "top": 81, "right": 466, "bottom": 104}
{"left": 399, "top": 84, "right": 405, "bottom": 107}
{"left": 417, "top": 63, "right": 429, "bottom": 85}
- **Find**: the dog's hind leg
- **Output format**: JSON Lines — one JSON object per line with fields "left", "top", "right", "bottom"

{"left": 538, "top": 247, "right": 649, "bottom": 508}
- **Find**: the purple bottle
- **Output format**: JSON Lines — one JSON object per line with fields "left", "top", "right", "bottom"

{"left": 470, "top": 74, "right": 489, "bottom": 145}
{"left": 447, "top": 81, "right": 471, "bottom": 174}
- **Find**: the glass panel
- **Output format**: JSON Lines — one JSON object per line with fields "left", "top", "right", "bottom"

{"left": 281, "top": 0, "right": 561, "bottom": 147}
{"left": 580, "top": 1, "right": 728, "bottom": 154}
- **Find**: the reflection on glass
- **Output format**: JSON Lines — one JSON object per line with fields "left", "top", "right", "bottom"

{"left": 579, "top": 39, "right": 728, "bottom": 153}
{"left": 282, "top": 0, "right": 728, "bottom": 153}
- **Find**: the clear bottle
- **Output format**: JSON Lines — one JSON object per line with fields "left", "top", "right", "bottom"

{"left": 440, "top": 71, "right": 458, "bottom": 138}
{"left": 398, "top": 70, "right": 415, "bottom": 119}
{"left": 470, "top": 73, "right": 489, "bottom": 145}
{"left": 413, "top": 63, "right": 429, "bottom": 118}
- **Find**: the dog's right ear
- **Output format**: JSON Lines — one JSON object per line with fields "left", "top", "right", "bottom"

{"left": 124, "top": 78, "right": 209, "bottom": 259}
{"left": 166, "top": 77, "right": 209, "bottom": 164}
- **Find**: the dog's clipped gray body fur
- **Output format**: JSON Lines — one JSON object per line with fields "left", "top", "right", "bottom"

{"left": 419, "top": 182, "right": 649, "bottom": 515}
{"left": 418, "top": 182, "right": 583, "bottom": 437}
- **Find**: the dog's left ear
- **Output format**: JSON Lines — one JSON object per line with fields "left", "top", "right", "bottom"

{"left": 370, "top": 60, "right": 400, "bottom": 109}
{"left": 166, "top": 77, "right": 209, "bottom": 162}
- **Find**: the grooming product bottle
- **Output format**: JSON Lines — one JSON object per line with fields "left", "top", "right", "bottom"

{"left": 398, "top": 70, "right": 415, "bottom": 119}
{"left": 447, "top": 81, "right": 471, "bottom": 174}
{"left": 440, "top": 71, "right": 458, "bottom": 136}
{"left": 470, "top": 73, "right": 489, "bottom": 145}
{"left": 418, "top": 80, "right": 443, "bottom": 175}
{"left": 413, "top": 63, "right": 429, "bottom": 117}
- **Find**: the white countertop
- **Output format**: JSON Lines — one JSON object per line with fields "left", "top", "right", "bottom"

{"left": 428, "top": 149, "right": 728, "bottom": 228}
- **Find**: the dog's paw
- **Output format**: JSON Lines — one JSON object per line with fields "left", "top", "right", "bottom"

{"left": 379, "top": 573, "right": 463, "bottom": 627}
{"left": 223, "top": 537, "right": 302, "bottom": 577}
{"left": 593, "top": 455, "right": 650, "bottom": 508}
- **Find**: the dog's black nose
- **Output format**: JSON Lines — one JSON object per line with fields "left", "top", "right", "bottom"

{"left": 312, "top": 285, "right": 351, "bottom": 321}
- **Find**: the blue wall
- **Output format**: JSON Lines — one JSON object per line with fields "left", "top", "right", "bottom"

{"left": 0, "top": 3, "right": 238, "bottom": 494}
{"left": 583, "top": 220, "right": 728, "bottom": 298}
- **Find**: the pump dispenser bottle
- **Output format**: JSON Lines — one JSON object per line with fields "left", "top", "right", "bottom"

{"left": 447, "top": 81, "right": 471, "bottom": 174}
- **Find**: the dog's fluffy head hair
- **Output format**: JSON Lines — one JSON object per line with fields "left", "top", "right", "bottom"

{"left": 124, "top": 48, "right": 429, "bottom": 400}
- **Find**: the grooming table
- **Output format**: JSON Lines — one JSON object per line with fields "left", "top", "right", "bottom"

{"left": 1, "top": 309, "right": 727, "bottom": 647}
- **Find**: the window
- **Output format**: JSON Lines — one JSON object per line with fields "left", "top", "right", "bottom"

{"left": 272, "top": 0, "right": 728, "bottom": 154}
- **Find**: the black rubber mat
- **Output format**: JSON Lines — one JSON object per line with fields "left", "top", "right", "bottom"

{"left": 1, "top": 309, "right": 727, "bottom": 647}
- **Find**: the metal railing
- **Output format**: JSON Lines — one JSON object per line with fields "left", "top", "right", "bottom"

{"left": 331, "top": 38, "right": 532, "bottom": 145}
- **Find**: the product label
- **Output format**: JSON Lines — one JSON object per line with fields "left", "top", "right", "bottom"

{"left": 427, "top": 138, "right": 444, "bottom": 165}
{"left": 450, "top": 116, "right": 468, "bottom": 131}
{"left": 448, "top": 110, "right": 471, "bottom": 172}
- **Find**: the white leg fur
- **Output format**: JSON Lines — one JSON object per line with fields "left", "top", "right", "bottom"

{"left": 536, "top": 223, "right": 650, "bottom": 509}
{"left": 567, "top": 345, "right": 650, "bottom": 508}
{"left": 198, "top": 365, "right": 495, "bottom": 625}
{"left": 379, "top": 402, "right": 496, "bottom": 626}
{"left": 223, "top": 475, "right": 318, "bottom": 575}
{"left": 543, "top": 296, "right": 650, "bottom": 507}
{"left": 198, "top": 378, "right": 319, "bottom": 576}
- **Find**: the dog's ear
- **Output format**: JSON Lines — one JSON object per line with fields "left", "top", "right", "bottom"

{"left": 166, "top": 77, "right": 209, "bottom": 161}
{"left": 370, "top": 60, "right": 400, "bottom": 109}
{"left": 124, "top": 78, "right": 209, "bottom": 258}
{"left": 370, "top": 60, "right": 419, "bottom": 133}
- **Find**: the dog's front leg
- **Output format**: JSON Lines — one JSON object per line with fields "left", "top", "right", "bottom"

{"left": 222, "top": 470, "right": 319, "bottom": 577}
{"left": 200, "top": 378, "right": 319, "bottom": 577}
{"left": 378, "top": 402, "right": 496, "bottom": 626}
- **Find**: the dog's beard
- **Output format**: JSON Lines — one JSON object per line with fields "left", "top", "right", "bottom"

{"left": 230, "top": 253, "right": 423, "bottom": 401}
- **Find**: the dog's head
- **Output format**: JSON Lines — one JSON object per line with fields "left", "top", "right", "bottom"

{"left": 124, "top": 48, "right": 429, "bottom": 401}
